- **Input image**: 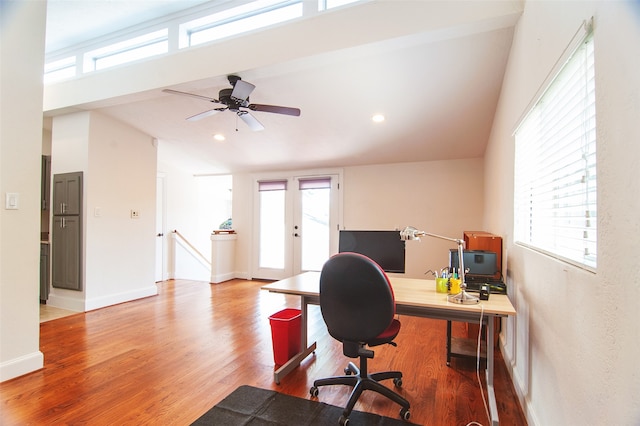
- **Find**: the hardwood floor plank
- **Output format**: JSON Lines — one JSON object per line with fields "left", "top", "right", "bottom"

{"left": 1, "top": 279, "right": 526, "bottom": 425}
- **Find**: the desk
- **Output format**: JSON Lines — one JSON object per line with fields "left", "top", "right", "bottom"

{"left": 262, "top": 271, "right": 516, "bottom": 426}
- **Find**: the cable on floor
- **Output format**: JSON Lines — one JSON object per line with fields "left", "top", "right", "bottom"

{"left": 476, "top": 304, "right": 490, "bottom": 425}
{"left": 465, "top": 304, "right": 490, "bottom": 426}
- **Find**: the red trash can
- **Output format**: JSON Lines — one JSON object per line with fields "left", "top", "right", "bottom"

{"left": 268, "top": 308, "right": 301, "bottom": 365}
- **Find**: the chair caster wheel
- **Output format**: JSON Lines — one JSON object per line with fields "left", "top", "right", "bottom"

{"left": 309, "top": 386, "right": 319, "bottom": 397}
{"left": 339, "top": 415, "right": 349, "bottom": 425}
{"left": 393, "top": 377, "right": 403, "bottom": 387}
{"left": 400, "top": 407, "right": 411, "bottom": 421}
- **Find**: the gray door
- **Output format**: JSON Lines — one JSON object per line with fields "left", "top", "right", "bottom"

{"left": 52, "top": 172, "right": 82, "bottom": 215}
{"left": 52, "top": 215, "right": 81, "bottom": 290}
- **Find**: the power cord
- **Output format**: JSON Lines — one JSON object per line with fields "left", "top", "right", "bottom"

{"left": 476, "top": 304, "right": 490, "bottom": 425}
{"left": 465, "top": 304, "right": 490, "bottom": 426}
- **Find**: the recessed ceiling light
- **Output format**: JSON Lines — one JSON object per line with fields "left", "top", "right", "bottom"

{"left": 372, "top": 114, "right": 385, "bottom": 123}
{"left": 213, "top": 134, "right": 226, "bottom": 141}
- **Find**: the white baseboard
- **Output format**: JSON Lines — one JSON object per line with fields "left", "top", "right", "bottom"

{"left": 234, "top": 271, "right": 251, "bottom": 280}
{"left": 210, "top": 271, "right": 236, "bottom": 283}
{"left": 85, "top": 286, "right": 158, "bottom": 311}
{"left": 46, "top": 293, "right": 85, "bottom": 312}
{"left": 0, "top": 351, "right": 44, "bottom": 382}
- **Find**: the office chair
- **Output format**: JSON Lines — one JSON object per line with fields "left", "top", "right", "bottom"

{"left": 310, "top": 252, "right": 411, "bottom": 425}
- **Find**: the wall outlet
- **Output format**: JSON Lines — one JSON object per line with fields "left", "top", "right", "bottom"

{"left": 131, "top": 209, "right": 140, "bottom": 218}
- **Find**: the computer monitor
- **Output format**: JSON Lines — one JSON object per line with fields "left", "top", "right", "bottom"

{"left": 338, "top": 230, "right": 405, "bottom": 273}
{"left": 449, "top": 250, "right": 498, "bottom": 276}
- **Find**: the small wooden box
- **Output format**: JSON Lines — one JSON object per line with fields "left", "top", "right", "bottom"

{"left": 464, "top": 231, "right": 502, "bottom": 346}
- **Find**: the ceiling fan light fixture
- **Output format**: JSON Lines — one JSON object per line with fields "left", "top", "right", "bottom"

{"left": 372, "top": 114, "right": 385, "bottom": 123}
{"left": 164, "top": 75, "right": 301, "bottom": 132}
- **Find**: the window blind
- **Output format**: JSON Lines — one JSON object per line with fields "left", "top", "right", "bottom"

{"left": 298, "top": 177, "right": 331, "bottom": 190}
{"left": 514, "top": 31, "right": 596, "bottom": 270}
{"left": 258, "top": 180, "right": 287, "bottom": 191}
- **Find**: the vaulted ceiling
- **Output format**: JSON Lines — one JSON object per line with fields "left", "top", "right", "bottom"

{"left": 44, "top": 1, "right": 522, "bottom": 174}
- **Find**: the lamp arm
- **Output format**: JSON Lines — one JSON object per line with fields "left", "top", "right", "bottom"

{"left": 414, "top": 231, "right": 465, "bottom": 246}
{"left": 400, "top": 226, "right": 478, "bottom": 304}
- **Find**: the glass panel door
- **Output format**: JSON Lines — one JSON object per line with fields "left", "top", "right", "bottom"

{"left": 295, "top": 177, "right": 333, "bottom": 272}
{"left": 258, "top": 180, "right": 287, "bottom": 270}
{"left": 253, "top": 180, "right": 290, "bottom": 279}
{"left": 252, "top": 173, "right": 340, "bottom": 280}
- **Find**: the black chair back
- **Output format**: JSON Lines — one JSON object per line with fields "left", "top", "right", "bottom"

{"left": 319, "top": 252, "right": 395, "bottom": 344}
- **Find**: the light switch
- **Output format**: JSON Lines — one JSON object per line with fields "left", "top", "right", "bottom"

{"left": 5, "top": 193, "right": 18, "bottom": 210}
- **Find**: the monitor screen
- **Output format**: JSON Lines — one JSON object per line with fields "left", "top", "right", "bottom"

{"left": 449, "top": 250, "right": 498, "bottom": 276}
{"left": 338, "top": 230, "right": 405, "bottom": 273}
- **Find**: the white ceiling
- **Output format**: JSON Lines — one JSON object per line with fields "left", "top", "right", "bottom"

{"left": 44, "top": 1, "right": 519, "bottom": 175}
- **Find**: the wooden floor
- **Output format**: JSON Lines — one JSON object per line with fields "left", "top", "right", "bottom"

{"left": 1, "top": 279, "right": 526, "bottom": 425}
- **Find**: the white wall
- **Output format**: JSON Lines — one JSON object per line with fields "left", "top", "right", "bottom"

{"left": 484, "top": 1, "right": 640, "bottom": 424}
{"left": 226, "top": 159, "right": 485, "bottom": 280}
{"left": 0, "top": 0, "right": 46, "bottom": 381}
{"left": 48, "top": 111, "right": 158, "bottom": 311}
{"left": 343, "top": 159, "right": 485, "bottom": 278}
{"left": 84, "top": 112, "right": 158, "bottom": 309}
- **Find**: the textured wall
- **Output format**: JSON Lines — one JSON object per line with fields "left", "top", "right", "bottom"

{"left": 483, "top": 1, "right": 640, "bottom": 424}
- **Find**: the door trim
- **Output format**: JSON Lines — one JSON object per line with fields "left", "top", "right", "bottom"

{"left": 250, "top": 168, "right": 343, "bottom": 280}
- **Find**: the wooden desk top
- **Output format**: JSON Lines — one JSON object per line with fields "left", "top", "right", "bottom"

{"left": 262, "top": 271, "right": 516, "bottom": 317}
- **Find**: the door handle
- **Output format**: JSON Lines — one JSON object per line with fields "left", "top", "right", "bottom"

{"left": 157, "top": 233, "right": 164, "bottom": 237}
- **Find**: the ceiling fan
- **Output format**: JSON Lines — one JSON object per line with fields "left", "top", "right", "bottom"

{"left": 162, "top": 75, "right": 301, "bottom": 131}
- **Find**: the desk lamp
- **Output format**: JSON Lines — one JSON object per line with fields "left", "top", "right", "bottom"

{"left": 400, "top": 226, "right": 479, "bottom": 305}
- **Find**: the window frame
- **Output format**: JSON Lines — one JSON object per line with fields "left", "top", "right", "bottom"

{"left": 513, "top": 19, "right": 597, "bottom": 271}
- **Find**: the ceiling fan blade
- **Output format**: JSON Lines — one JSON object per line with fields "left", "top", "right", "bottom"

{"left": 231, "top": 80, "right": 255, "bottom": 102}
{"left": 249, "top": 103, "right": 301, "bottom": 117}
{"left": 186, "top": 108, "right": 226, "bottom": 122}
{"left": 163, "top": 88, "right": 220, "bottom": 103}
{"left": 239, "top": 112, "right": 265, "bottom": 131}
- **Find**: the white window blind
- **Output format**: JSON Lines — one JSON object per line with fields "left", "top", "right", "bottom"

{"left": 514, "top": 28, "right": 596, "bottom": 270}
{"left": 298, "top": 177, "right": 331, "bottom": 190}
{"left": 258, "top": 180, "right": 287, "bottom": 191}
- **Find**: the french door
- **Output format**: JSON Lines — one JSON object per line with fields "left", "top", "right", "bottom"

{"left": 252, "top": 173, "right": 341, "bottom": 280}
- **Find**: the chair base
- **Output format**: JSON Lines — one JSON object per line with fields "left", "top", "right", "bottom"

{"left": 311, "top": 361, "right": 411, "bottom": 424}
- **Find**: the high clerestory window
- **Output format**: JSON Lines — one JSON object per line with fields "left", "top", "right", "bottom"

{"left": 83, "top": 29, "right": 169, "bottom": 72}
{"left": 514, "top": 20, "right": 596, "bottom": 270}
{"left": 44, "top": 56, "right": 76, "bottom": 83}
{"left": 44, "top": 0, "right": 366, "bottom": 82}
{"left": 318, "top": 0, "right": 361, "bottom": 10}
{"left": 180, "top": 0, "right": 303, "bottom": 48}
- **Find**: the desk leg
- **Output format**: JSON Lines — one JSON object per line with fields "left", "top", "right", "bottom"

{"left": 273, "top": 295, "right": 317, "bottom": 384}
{"left": 486, "top": 315, "right": 499, "bottom": 426}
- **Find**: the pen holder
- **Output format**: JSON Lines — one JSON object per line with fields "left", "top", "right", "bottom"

{"left": 448, "top": 278, "right": 461, "bottom": 295}
{"left": 436, "top": 278, "right": 449, "bottom": 294}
